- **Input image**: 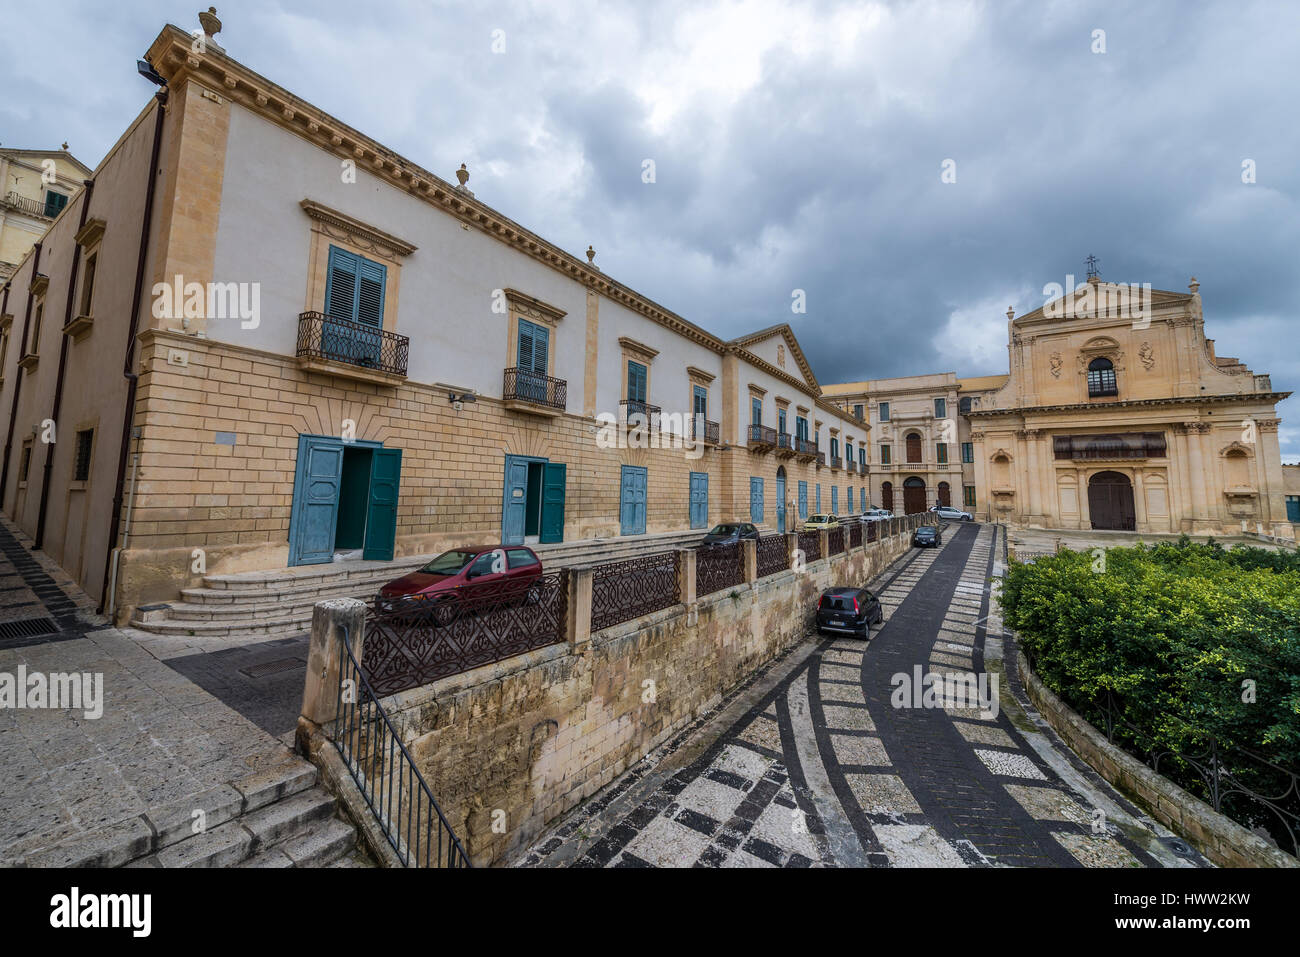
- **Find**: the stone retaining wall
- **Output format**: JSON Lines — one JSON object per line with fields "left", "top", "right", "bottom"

{"left": 1016, "top": 651, "right": 1298, "bottom": 869}
{"left": 365, "top": 525, "right": 917, "bottom": 866}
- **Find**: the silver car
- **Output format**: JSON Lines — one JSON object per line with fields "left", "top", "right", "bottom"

{"left": 931, "top": 505, "right": 973, "bottom": 522}
{"left": 860, "top": 508, "right": 893, "bottom": 522}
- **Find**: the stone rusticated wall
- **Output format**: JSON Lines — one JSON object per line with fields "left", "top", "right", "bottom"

{"left": 375, "top": 526, "right": 915, "bottom": 866}
{"left": 1017, "top": 651, "right": 1298, "bottom": 869}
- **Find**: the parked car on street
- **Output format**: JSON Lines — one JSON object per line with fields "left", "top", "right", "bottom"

{"left": 861, "top": 508, "right": 893, "bottom": 522}
{"left": 912, "top": 525, "right": 942, "bottom": 548}
{"left": 377, "top": 545, "right": 543, "bottom": 623}
{"left": 804, "top": 514, "right": 841, "bottom": 530}
{"left": 930, "top": 505, "right": 974, "bottom": 522}
{"left": 816, "top": 586, "right": 883, "bottom": 637}
{"left": 701, "top": 523, "right": 760, "bottom": 546}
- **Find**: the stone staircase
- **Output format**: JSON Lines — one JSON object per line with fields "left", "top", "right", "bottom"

{"left": 131, "top": 528, "right": 710, "bottom": 640}
{"left": 128, "top": 764, "right": 372, "bottom": 869}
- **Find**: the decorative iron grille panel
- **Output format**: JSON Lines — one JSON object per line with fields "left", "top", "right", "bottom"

{"left": 866, "top": 521, "right": 878, "bottom": 543}
{"left": 756, "top": 534, "right": 790, "bottom": 578}
{"left": 828, "top": 528, "right": 845, "bottom": 555}
{"left": 798, "top": 530, "right": 821, "bottom": 562}
{"left": 591, "top": 551, "right": 680, "bottom": 631}
{"left": 849, "top": 522, "right": 862, "bottom": 548}
{"left": 362, "top": 571, "right": 568, "bottom": 697}
{"left": 695, "top": 542, "right": 743, "bottom": 597}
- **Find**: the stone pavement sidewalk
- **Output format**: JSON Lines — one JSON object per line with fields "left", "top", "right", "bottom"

{"left": 0, "top": 515, "right": 314, "bottom": 866}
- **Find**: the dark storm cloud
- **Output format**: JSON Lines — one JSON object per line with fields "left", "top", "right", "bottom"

{"left": 2, "top": 0, "right": 1296, "bottom": 457}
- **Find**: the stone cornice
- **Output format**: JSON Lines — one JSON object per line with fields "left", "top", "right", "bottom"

{"left": 300, "top": 199, "right": 417, "bottom": 258}
{"left": 503, "top": 288, "right": 566, "bottom": 324}
{"left": 617, "top": 336, "right": 659, "bottom": 362}
{"left": 686, "top": 365, "right": 715, "bottom": 384}
{"left": 145, "top": 25, "right": 725, "bottom": 355}
{"left": 967, "top": 392, "right": 1292, "bottom": 418}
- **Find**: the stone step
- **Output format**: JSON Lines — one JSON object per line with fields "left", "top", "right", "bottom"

{"left": 240, "top": 787, "right": 338, "bottom": 851}
{"left": 279, "top": 816, "right": 357, "bottom": 866}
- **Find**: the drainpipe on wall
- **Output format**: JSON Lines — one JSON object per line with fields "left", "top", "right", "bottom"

{"left": 34, "top": 179, "right": 95, "bottom": 550}
{"left": 104, "top": 427, "right": 141, "bottom": 622}
{"left": 98, "top": 86, "right": 168, "bottom": 617}
{"left": 0, "top": 241, "right": 42, "bottom": 510}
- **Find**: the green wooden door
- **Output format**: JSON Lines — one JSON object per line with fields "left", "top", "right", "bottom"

{"left": 361, "top": 448, "right": 402, "bottom": 560}
{"left": 539, "top": 462, "right": 566, "bottom": 544}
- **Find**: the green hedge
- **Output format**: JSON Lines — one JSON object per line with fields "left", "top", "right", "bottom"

{"left": 999, "top": 538, "right": 1300, "bottom": 759}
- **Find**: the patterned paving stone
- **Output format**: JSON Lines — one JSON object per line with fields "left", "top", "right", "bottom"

{"left": 1055, "top": 831, "right": 1144, "bottom": 868}
{"left": 1004, "top": 784, "right": 1092, "bottom": 826}
{"left": 975, "top": 748, "right": 1048, "bottom": 780}
{"left": 845, "top": 772, "right": 922, "bottom": 815}
{"left": 821, "top": 704, "right": 876, "bottom": 732}
{"left": 952, "top": 721, "right": 1017, "bottom": 748}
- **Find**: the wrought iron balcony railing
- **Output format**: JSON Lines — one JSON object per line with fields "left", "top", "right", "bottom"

{"left": 689, "top": 414, "right": 720, "bottom": 445}
{"left": 748, "top": 424, "right": 777, "bottom": 449}
{"left": 296, "top": 311, "right": 409, "bottom": 377}
{"left": 3, "top": 191, "right": 52, "bottom": 217}
{"left": 795, "top": 436, "right": 817, "bottom": 458}
{"left": 829, "top": 455, "right": 843, "bottom": 470}
{"left": 816, "top": 452, "right": 826, "bottom": 468}
{"left": 621, "top": 398, "right": 661, "bottom": 428}
{"left": 776, "top": 432, "right": 795, "bottom": 455}
{"left": 1053, "top": 432, "right": 1167, "bottom": 460}
{"left": 503, "top": 367, "right": 566, "bottom": 412}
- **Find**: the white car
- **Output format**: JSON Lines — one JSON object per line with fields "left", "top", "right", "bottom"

{"left": 931, "top": 505, "right": 973, "bottom": 522}
{"left": 860, "top": 508, "right": 893, "bottom": 522}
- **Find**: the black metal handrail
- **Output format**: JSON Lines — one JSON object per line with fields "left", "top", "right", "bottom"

{"left": 503, "top": 366, "right": 567, "bottom": 411}
{"left": 297, "top": 311, "right": 409, "bottom": 377}
{"left": 332, "top": 622, "right": 470, "bottom": 868}
{"left": 748, "top": 424, "right": 777, "bottom": 447}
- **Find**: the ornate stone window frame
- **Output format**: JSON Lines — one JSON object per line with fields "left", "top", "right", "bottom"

{"left": 620, "top": 336, "right": 659, "bottom": 406}
{"left": 301, "top": 198, "right": 416, "bottom": 332}
{"left": 504, "top": 288, "right": 565, "bottom": 378}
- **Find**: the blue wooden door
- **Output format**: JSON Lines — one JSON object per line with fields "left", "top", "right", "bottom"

{"left": 288, "top": 435, "right": 344, "bottom": 566}
{"left": 362, "top": 448, "right": 402, "bottom": 560}
{"left": 539, "top": 462, "right": 566, "bottom": 543}
{"left": 816, "top": 484, "right": 821, "bottom": 513}
{"left": 620, "top": 466, "right": 647, "bottom": 535}
{"left": 749, "top": 477, "right": 764, "bottom": 524}
{"left": 798, "top": 481, "right": 808, "bottom": 519}
{"left": 848, "top": 487, "right": 854, "bottom": 513}
{"left": 503, "top": 456, "right": 531, "bottom": 544}
{"left": 775, "top": 470, "right": 786, "bottom": 533}
{"left": 832, "top": 486, "right": 839, "bottom": 515}
{"left": 689, "top": 472, "right": 708, "bottom": 529}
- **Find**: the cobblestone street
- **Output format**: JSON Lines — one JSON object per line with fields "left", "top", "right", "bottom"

{"left": 522, "top": 523, "right": 1209, "bottom": 868}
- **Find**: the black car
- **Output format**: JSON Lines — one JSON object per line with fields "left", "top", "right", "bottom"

{"left": 701, "top": 522, "right": 760, "bottom": 545}
{"left": 816, "top": 587, "right": 883, "bottom": 637}
{"left": 912, "top": 525, "right": 942, "bottom": 548}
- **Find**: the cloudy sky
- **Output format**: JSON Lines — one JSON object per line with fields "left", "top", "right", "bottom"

{"left": 3, "top": 0, "right": 1297, "bottom": 460}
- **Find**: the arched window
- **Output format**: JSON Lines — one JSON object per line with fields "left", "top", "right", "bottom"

{"left": 1087, "top": 357, "right": 1117, "bottom": 397}
{"left": 905, "top": 432, "right": 923, "bottom": 463}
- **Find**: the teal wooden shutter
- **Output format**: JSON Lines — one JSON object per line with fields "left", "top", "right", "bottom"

{"left": 362, "top": 448, "right": 402, "bottom": 560}
{"left": 539, "top": 463, "right": 566, "bottom": 543}
{"left": 627, "top": 361, "right": 647, "bottom": 402}
{"left": 357, "top": 258, "right": 386, "bottom": 327}
{"left": 325, "top": 247, "right": 359, "bottom": 321}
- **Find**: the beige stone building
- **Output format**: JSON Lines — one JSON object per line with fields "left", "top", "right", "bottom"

{"left": 967, "top": 279, "right": 1292, "bottom": 535}
{"left": 0, "top": 17, "right": 871, "bottom": 625}
{"left": 0, "top": 147, "right": 90, "bottom": 281}
{"left": 1283, "top": 464, "right": 1300, "bottom": 524}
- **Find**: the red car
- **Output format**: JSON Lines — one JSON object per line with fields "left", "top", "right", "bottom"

{"left": 377, "top": 545, "right": 543, "bottom": 624}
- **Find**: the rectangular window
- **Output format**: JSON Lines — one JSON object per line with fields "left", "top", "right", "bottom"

{"left": 80, "top": 252, "right": 97, "bottom": 317}
{"left": 73, "top": 429, "right": 94, "bottom": 482}
{"left": 1286, "top": 496, "right": 1300, "bottom": 522}
{"left": 693, "top": 384, "right": 708, "bottom": 417}
{"left": 325, "top": 245, "right": 386, "bottom": 326}
{"left": 831, "top": 438, "right": 839, "bottom": 459}
{"left": 796, "top": 416, "right": 808, "bottom": 440}
{"left": 935, "top": 397, "right": 946, "bottom": 418}
{"left": 937, "top": 443, "right": 948, "bottom": 465}
{"left": 778, "top": 409, "right": 787, "bottom": 434}
{"left": 19, "top": 441, "right": 32, "bottom": 483}
{"left": 859, "top": 447, "right": 866, "bottom": 467}
{"left": 963, "top": 485, "right": 977, "bottom": 508}
{"left": 816, "top": 484, "right": 821, "bottom": 513}
{"left": 0, "top": 329, "right": 8, "bottom": 372}
{"left": 880, "top": 444, "right": 891, "bottom": 465}
{"left": 854, "top": 403, "right": 864, "bottom": 421}
{"left": 751, "top": 396, "right": 762, "bottom": 425}
{"left": 30, "top": 301, "right": 44, "bottom": 354}
{"left": 627, "top": 360, "right": 648, "bottom": 402}
{"left": 878, "top": 402, "right": 890, "bottom": 422}
{"left": 44, "top": 190, "right": 69, "bottom": 218}
{"left": 961, "top": 442, "right": 974, "bottom": 464}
